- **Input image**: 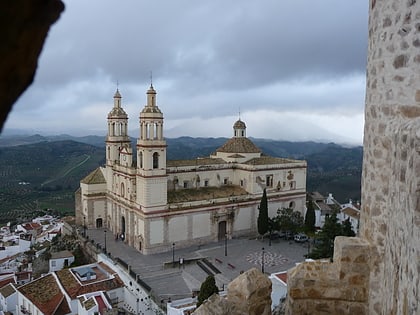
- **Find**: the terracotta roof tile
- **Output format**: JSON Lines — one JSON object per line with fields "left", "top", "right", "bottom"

{"left": 55, "top": 263, "right": 124, "bottom": 299}
{"left": 167, "top": 158, "right": 226, "bottom": 167}
{"left": 216, "top": 137, "right": 261, "bottom": 154}
{"left": 17, "top": 274, "right": 68, "bottom": 315}
{"left": 81, "top": 168, "right": 106, "bottom": 184}
{"left": 244, "top": 156, "right": 303, "bottom": 165}
{"left": 0, "top": 283, "right": 16, "bottom": 298}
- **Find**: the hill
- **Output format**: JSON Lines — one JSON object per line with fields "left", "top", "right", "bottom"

{"left": 0, "top": 140, "right": 104, "bottom": 222}
{"left": 0, "top": 136, "right": 362, "bottom": 223}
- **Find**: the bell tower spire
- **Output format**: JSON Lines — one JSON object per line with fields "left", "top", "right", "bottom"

{"left": 106, "top": 88, "right": 131, "bottom": 166}
{"left": 136, "top": 84, "right": 167, "bottom": 211}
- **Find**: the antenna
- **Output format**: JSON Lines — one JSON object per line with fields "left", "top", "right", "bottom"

{"left": 116, "top": 79, "right": 119, "bottom": 91}
{"left": 150, "top": 71, "right": 153, "bottom": 87}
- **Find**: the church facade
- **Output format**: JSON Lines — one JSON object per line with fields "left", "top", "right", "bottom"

{"left": 75, "top": 86, "right": 307, "bottom": 254}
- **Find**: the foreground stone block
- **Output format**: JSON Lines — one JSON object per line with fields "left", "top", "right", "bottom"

{"left": 193, "top": 268, "right": 272, "bottom": 315}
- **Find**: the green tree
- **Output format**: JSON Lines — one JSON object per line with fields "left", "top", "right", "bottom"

{"left": 257, "top": 189, "right": 269, "bottom": 236}
{"left": 197, "top": 275, "right": 219, "bottom": 307}
{"left": 308, "top": 211, "right": 343, "bottom": 260}
{"left": 341, "top": 218, "right": 356, "bottom": 236}
{"left": 304, "top": 200, "right": 316, "bottom": 233}
{"left": 274, "top": 207, "right": 304, "bottom": 234}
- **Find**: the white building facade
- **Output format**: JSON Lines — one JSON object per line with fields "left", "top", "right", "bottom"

{"left": 76, "top": 86, "right": 307, "bottom": 254}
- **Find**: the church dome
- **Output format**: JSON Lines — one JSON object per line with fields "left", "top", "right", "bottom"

{"left": 233, "top": 119, "right": 246, "bottom": 129}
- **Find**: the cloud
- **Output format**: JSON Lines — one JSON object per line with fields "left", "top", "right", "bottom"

{"left": 3, "top": 0, "right": 369, "bottom": 144}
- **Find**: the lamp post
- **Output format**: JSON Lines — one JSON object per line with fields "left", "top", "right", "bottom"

{"left": 83, "top": 216, "right": 86, "bottom": 237}
{"left": 261, "top": 247, "right": 265, "bottom": 274}
{"left": 224, "top": 233, "right": 228, "bottom": 256}
{"left": 104, "top": 229, "right": 107, "bottom": 253}
{"left": 172, "top": 243, "right": 175, "bottom": 267}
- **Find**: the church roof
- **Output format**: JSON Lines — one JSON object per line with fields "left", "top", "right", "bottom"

{"left": 216, "top": 137, "right": 261, "bottom": 154}
{"left": 81, "top": 168, "right": 106, "bottom": 184}
{"left": 244, "top": 156, "right": 303, "bottom": 165}
{"left": 167, "top": 157, "right": 226, "bottom": 167}
{"left": 108, "top": 107, "right": 127, "bottom": 118}
{"left": 233, "top": 119, "right": 246, "bottom": 129}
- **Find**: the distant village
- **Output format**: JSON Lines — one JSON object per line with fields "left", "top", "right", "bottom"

{"left": 0, "top": 191, "right": 360, "bottom": 315}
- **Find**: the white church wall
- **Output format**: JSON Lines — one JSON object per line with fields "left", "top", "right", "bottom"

{"left": 233, "top": 207, "right": 252, "bottom": 231}
{"left": 168, "top": 216, "right": 188, "bottom": 242}
{"left": 149, "top": 220, "right": 164, "bottom": 244}
{"left": 192, "top": 213, "right": 211, "bottom": 238}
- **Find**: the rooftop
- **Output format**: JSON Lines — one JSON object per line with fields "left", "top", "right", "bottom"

{"left": 81, "top": 167, "right": 106, "bottom": 185}
{"left": 215, "top": 137, "right": 261, "bottom": 154}
{"left": 18, "top": 273, "right": 70, "bottom": 315}
{"left": 168, "top": 185, "right": 248, "bottom": 204}
{"left": 50, "top": 250, "right": 74, "bottom": 260}
{"left": 55, "top": 262, "right": 124, "bottom": 299}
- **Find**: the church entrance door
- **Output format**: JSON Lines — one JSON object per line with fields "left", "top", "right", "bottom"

{"left": 218, "top": 221, "right": 227, "bottom": 241}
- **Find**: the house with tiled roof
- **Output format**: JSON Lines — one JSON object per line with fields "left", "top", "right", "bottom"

{"left": 76, "top": 86, "right": 307, "bottom": 254}
{"left": 49, "top": 250, "right": 74, "bottom": 272}
{"left": 17, "top": 273, "right": 70, "bottom": 315}
{"left": 269, "top": 271, "right": 288, "bottom": 310}
{"left": 17, "top": 262, "right": 124, "bottom": 315}
{"left": 0, "top": 283, "right": 17, "bottom": 314}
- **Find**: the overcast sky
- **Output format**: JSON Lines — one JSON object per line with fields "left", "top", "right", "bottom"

{"left": 4, "top": 0, "right": 368, "bottom": 145}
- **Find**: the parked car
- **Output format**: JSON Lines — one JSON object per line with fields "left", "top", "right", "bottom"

{"left": 285, "top": 231, "right": 294, "bottom": 240}
{"left": 294, "top": 233, "right": 309, "bottom": 243}
{"left": 263, "top": 232, "right": 281, "bottom": 240}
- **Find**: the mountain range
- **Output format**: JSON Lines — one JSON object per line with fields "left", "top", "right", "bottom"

{"left": 0, "top": 134, "right": 362, "bottom": 222}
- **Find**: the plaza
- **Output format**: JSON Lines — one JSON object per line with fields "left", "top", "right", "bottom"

{"left": 86, "top": 228, "right": 309, "bottom": 303}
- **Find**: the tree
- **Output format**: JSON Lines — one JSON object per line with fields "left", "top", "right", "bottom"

{"left": 274, "top": 207, "right": 304, "bottom": 234}
{"left": 307, "top": 210, "right": 345, "bottom": 260}
{"left": 341, "top": 218, "right": 356, "bottom": 236}
{"left": 257, "top": 188, "right": 269, "bottom": 236}
{"left": 304, "top": 200, "right": 316, "bottom": 233}
{"left": 197, "top": 275, "right": 219, "bottom": 307}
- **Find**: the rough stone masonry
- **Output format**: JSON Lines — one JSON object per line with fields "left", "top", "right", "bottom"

{"left": 286, "top": 0, "right": 420, "bottom": 314}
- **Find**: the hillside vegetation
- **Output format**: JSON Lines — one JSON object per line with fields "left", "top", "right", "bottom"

{"left": 0, "top": 135, "right": 362, "bottom": 223}
{"left": 0, "top": 140, "right": 104, "bottom": 223}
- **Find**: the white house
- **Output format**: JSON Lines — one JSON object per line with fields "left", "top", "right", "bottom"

{"left": 17, "top": 262, "right": 125, "bottom": 315}
{"left": 269, "top": 271, "right": 288, "bottom": 310}
{"left": 0, "top": 283, "right": 17, "bottom": 314}
{"left": 49, "top": 250, "right": 75, "bottom": 272}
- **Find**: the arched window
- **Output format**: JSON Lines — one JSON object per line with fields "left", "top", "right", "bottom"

{"left": 139, "top": 152, "right": 143, "bottom": 168}
{"left": 153, "top": 152, "right": 159, "bottom": 169}
{"left": 121, "top": 183, "right": 125, "bottom": 197}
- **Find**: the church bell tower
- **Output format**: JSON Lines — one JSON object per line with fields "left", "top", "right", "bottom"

{"left": 136, "top": 85, "right": 167, "bottom": 211}
{"left": 106, "top": 89, "right": 131, "bottom": 166}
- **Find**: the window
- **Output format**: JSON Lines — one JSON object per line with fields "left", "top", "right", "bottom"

{"left": 204, "top": 180, "right": 209, "bottom": 187}
{"left": 289, "top": 181, "right": 296, "bottom": 189}
{"left": 266, "top": 175, "right": 273, "bottom": 187}
{"left": 223, "top": 178, "right": 228, "bottom": 185}
{"left": 240, "top": 180, "right": 244, "bottom": 186}
{"left": 51, "top": 261, "right": 56, "bottom": 267}
{"left": 139, "top": 152, "right": 143, "bottom": 168}
{"left": 183, "top": 181, "right": 188, "bottom": 188}
{"left": 153, "top": 152, "right": 159, "bottom": 169}
{"left": 289, "top": 201, "right": 295, "bottom": 209}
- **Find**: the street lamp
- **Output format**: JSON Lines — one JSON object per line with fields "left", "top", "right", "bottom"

{"left": 261, "top": 247, "right": 265, "bottom": 274}
{"left": 104, "top": 229, "right": 107, "bottom": 253}
{"left": 83, "top": 216, "right": 86, "bottom": 237}
{"left": 224, "top": 233, "right": 228, "bottom": 256}
{"left": 172, "top": 243, "right": 175, "bottom": 267}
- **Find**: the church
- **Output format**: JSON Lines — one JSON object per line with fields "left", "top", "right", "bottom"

{"left": 75, "top": 85, "right": 307, "bottom": 254}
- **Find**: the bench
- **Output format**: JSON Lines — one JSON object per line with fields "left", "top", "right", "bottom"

{"left": 227, "top": 263, "right": 235, "bottom": 269}
{"left": 215, "top": 258, "right": 223, "bottom": 264}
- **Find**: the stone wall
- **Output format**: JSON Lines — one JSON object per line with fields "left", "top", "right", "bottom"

{"left": 361, "top": 0, "right": 420, "bottom": 313}
{"left": 193, "top": 268, "right": 272, "bottom": 315}
{"left": 286, "top": 0, "right": 420, "bottom": 314}
{"left": 286, "top": 237, "right": 370, "bottom": 315}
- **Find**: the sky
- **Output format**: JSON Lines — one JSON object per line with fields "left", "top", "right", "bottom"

{"left": 3, "top": 0, "right": 369, "bottom": 145}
